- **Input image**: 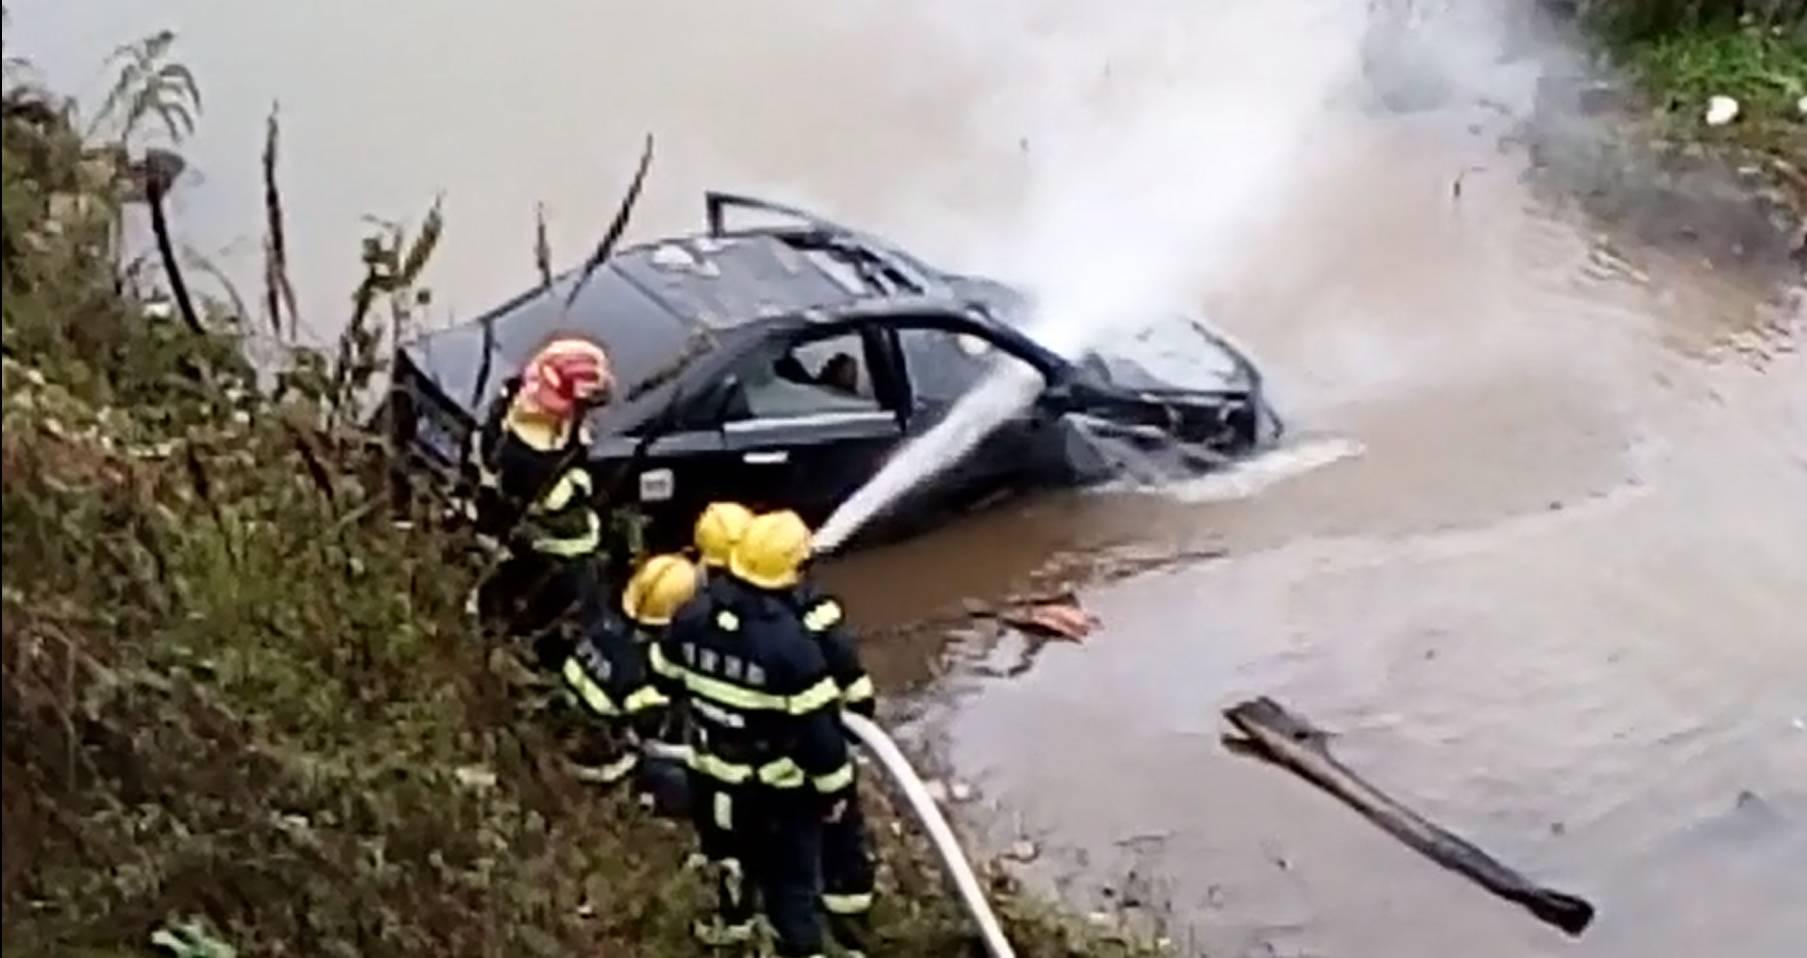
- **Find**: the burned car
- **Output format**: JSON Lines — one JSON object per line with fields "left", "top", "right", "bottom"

{"left": 388, "top": 193, "right": 1279, "bottom": 549}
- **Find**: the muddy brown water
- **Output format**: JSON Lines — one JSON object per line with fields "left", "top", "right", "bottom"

{"left": 828, "top": 126, "right": 1807, "bottom": 956}
{"left": 12, "top": 2, "right": 1804, "bottom": 955}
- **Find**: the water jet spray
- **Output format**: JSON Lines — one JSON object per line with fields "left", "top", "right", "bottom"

{"left": 815, "top": 0, "right": 1367, "bottom": 551}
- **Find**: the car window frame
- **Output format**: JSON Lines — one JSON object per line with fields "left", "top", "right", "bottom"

{"left": 591, "top": 318, "right": 905, "bottom": 461}
{"left": 703, "top": 318, "right": 910, "bottom": 437}
{"left": 881, "top": 312, "right": 1058, "bottom": 372}
{"left": 872, "top": 310, "right": 1064, "bottom": 419}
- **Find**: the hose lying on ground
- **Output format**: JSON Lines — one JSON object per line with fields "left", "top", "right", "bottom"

{"left": 839, "top": 712, "right": 1016, "bottom": 958}
{"left": 644, "top": 715, "right": 1016, "bottom": 957}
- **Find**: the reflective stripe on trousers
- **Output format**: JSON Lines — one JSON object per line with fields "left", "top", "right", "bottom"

{"left": 823, "top": 892, "right": 873, "bottom": 914}
{"left": 689, "top": 750, "right": 818, "bottom": 790}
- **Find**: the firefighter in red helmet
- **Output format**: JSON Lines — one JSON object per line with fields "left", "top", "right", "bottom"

{"left": 470, "top": 337, "right": 626, "bottom": 670}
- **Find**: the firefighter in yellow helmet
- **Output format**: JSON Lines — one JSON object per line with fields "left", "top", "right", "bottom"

{"left": 689, "top": 502, "right": 879, "bottom": 948}
{"left": 651, "top": 510, "right": 854, "bottom": 956}
{"left": 558, "top": 553, "right": 697, "bottom": 815}
{"left": 470, "top": 336, "right": 629, "bottom": 671}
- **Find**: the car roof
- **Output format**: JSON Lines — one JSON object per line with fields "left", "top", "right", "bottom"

{"left": 397, "top": 230, "right": 890, "bottom": 409}
{"left": 616, "top": 232, "right": 881, "bottom": 331}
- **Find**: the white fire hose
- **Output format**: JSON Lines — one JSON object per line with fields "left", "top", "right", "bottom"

{"left": 840, "top": 712, "right": 1016, "bottom": 958}
{"left": 645, "top": 715, "right": 1016, "bottom": 957}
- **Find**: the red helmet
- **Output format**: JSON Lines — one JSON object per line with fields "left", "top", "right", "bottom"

{"left": 518, "top": 338, "right": 611, "bottom": 417}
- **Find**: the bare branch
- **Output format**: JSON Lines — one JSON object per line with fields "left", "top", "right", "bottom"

{"left": 533, "top": 201, "right": 553, "bottom": 292}
{"left": 262, "top": 102, "right": 300, "bottom": 339}
{"left": 144, "top": 150, "right": 203, "bottom": 336}
{"left": 562, "top": 132, "right": 653, "bottom": 311}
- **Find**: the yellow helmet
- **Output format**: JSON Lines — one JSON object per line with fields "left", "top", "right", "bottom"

{"left": 694, "top": 501, "right": 755, "bottom": 568}
{"left": 621, "top": 553, "right": 700, "bottom": 626}
{"left": 729, "top": 510, "right": 813, "bottom": 591}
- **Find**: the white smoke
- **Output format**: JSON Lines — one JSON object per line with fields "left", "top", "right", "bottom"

{"left": 815, "top": 0, "right": 1371, "bottom": 550}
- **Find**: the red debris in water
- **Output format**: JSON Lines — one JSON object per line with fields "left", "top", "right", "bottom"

{"left": 999, "top": 599, "right": 1099, "bottom": 641}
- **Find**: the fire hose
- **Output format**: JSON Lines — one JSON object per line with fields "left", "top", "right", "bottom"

{"left": 840, "top": 712, "right": 1016, "bottom": 958}
{"left": 646, "top": 715, "right": 1016, "bottom": 957}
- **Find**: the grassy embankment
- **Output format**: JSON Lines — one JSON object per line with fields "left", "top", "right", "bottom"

{"left": 1586, "top": 1, "right": 1807, "bottom": 207}
{"left": 0, "top": 28, "right": 1158, "bottom": 958}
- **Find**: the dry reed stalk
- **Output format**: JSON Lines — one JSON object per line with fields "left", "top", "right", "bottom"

{"left": 561, "top": 133, "right": 653, "bottom": 312}
{"left": 262, "top": 102, "right": 300, "bottom": 339}
{"left": 534, "top": 201, "right": 553, "bottom": 292}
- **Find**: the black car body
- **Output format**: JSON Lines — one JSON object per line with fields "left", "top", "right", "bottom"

{"left": 389, "top": 192, "right": 1279, "bottom": 550}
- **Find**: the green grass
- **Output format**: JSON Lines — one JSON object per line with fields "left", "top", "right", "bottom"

{"left": 1620, "top": 22, "right": 1805, "bottom": 118}
{"left": 1584, "top": 0, "right": 1805, "bottom": 41}
{"left": 1581, "top": 8, "right": 1807, "bottom": 212}
{"left": 1593, "top": 11, "right": 1806, "bottom": 163}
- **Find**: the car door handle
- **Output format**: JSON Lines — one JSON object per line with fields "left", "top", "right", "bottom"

{"left": 742, "top": 450, "right": 789, "bottom": 465}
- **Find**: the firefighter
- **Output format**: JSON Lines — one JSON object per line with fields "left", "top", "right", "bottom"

{"left": 685, "top": 501, "right": 877, "bottom": 951}
{"left": 470, "top": 337, "right": 617, "bottom": 671}
{"left": 696, "top": 501, "right": 878, "bottom": 950}
{"left": 557, "top": 553, "right": 696, "bottom": 816}
{"left": 651, "top": 510, "right": 853, "bottom": 957}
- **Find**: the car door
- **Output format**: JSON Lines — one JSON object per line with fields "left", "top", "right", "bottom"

{"left": 712, "top": 322, "right": 908, "bottom": 527}
{"left": 591, "top": 409, "right": 743, "bottom": 553}
{"left": 882, "top": 314, "right": 1064, "bottom": 507}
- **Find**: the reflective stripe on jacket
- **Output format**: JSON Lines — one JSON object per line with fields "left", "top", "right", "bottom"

{"left": 563, "top": 610, "right": 671, "bottom": 750}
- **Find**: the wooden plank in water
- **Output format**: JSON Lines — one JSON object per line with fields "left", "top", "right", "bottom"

{"left": 1222, "top": 695, "right": 1596, "bottom": 937}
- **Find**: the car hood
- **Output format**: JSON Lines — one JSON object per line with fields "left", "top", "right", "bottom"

{"left": 942, "top": 273, "right": 1257, "bottom": 397}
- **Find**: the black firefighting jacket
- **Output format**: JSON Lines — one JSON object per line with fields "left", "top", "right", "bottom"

{"left": 651, "top": 577, "right": 852, "bottom": 802}
{"left": 687, "top": 572, "right": 876, "bottom": 719}
{"left": 562, "top": 607, "right": 669, "bottom": 735}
